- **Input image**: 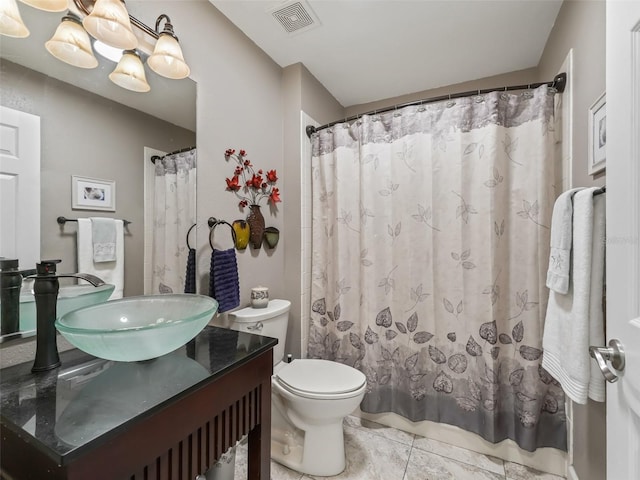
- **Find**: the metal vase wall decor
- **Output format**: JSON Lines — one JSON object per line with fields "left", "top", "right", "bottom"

{"left": 232, "top": 220, "right": 250, "bottom": 250}
{"left": 263, "top": 227, "right": 280, "bottom": 249}
{"left": 247, "top": 205, "right": 265, "bottom": 249}
{"left": 223, "top": 148, "right": 282, "bottom": 250}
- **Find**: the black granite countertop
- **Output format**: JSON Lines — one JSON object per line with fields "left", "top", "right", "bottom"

{"left": 0, "top": 326, "right": 277, "bottom": 465}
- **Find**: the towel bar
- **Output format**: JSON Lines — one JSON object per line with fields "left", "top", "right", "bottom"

{"left": 57, "top": 216, "right": 132, "bottom": 227}
{"left": 208, "top": 217, "right": 237, "bottom": 249}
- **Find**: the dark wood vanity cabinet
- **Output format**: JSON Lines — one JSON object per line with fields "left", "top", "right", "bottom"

{"left": 0, "top": 326, "right": 276, "bottom": 480}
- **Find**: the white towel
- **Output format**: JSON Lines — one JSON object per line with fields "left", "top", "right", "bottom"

{"left": 587, "top": 193, "right": 606, "bottom": 401}
{"left": 90, "top": 217, "right": 117, "bottom": 263}
{"left": 546, "top": 187, "right": 585, "bottom": 293}
{"left": 542, "top": 188, "right": 606, "bottom": 404}
{"left": 78, "top": 218, "right": 124, "bottom": 300}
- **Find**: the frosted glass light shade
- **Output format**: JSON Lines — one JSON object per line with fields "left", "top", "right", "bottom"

{"left": 82, "top": 0, "right": 137, "bottom": 50}
{"left": 0, "top": 0, "right": 29, "bottom": 38}
{"left": 108, "top": 49, "right": 150, "bottom": 93}
{"left": 147, "top": 33, "right": 190, "bottom": 79}
{"left": 19, "top": 0, "right": 66, "bottom": 12}
{"left": 45, "top": 15, "right": 98, "bottom": 69}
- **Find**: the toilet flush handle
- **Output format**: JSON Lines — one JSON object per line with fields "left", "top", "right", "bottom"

{"left": 246, "top": 321, "right": 264, "bottom": 332}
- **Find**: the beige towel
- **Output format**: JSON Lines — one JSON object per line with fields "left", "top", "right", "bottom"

{"left": 78, "top": 218, "right": 124, "bottom": 299}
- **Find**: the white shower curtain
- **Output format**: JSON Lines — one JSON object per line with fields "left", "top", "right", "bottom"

{"left": 308, "top": 86, "right": 566, "bottom": 452}
{"left": 152, "top": 148, "right": 196, "bottom": 294}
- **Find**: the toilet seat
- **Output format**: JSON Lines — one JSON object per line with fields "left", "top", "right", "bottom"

{"left": 275, "top": 359, "right": 366, "bottom": 400}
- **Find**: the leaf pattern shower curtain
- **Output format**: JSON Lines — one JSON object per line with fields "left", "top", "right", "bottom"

{"left": 308, "top": 86, "right": 566, "bottom": 452}
{"left": 152, "top": 148, "right": 197, "bottom": 294}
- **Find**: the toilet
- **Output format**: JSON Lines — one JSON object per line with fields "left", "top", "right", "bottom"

{"left": 229, "top": 299, "right": 366, "bottom": 477}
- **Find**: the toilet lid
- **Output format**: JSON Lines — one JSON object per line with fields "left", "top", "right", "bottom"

{"left": 275, "top": 359, "right": 366, "bottom": 397}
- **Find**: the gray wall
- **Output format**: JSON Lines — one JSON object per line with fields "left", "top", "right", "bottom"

{"left": 345, "top": 67, "right": 538, "bottom": 117}
{"left": 537, "top": 2, "right": 606, "bottom": 480}
{"left": 282, "top": 63, "right": 344, "bottom": 358}
{"left": 159, "top": 2, "right": 286, "bottom": 320}
{"left": 0, "top": 60, "right": 196, "bottom": 296}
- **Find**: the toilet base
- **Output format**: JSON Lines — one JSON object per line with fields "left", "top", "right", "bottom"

{"left": 271, "top": 422, "right": 346, "bottom": 477}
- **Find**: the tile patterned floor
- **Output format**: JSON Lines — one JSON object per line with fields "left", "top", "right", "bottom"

{"left": 230, "top": 416, "right": 566, "bottom": 480}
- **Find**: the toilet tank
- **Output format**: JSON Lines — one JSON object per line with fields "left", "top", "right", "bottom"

{"left": 229, "top": 299, "right": 291, "bottom": 365}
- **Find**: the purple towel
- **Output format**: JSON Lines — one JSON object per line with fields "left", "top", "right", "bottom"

{"left": 184, "top": 248, "right": 196, "bottom": 294}
{"left": 209, "top": 248, "right": 240, "bottom": 313}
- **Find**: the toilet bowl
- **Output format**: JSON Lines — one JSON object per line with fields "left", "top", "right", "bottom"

{"left": 229, "top": 300, "right": 366, "bottom": 477}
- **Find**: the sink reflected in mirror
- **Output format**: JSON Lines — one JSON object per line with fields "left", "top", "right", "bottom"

{"left": 55, "top": 294, "right": 218, "bottom": 362}
{"left": 1, "top": 283, "right": 115, "bottom": 341}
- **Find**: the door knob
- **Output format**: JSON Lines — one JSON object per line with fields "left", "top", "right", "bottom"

{"left": 589, "top": 339, "right": 625, "bottom": 383}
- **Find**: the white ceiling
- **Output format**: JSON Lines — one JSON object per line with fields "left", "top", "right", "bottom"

{"left": 210, "top": 0, "right": 563, "bottom": 107}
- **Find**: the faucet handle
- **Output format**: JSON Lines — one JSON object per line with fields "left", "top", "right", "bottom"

{"left": 36, "top": 260, "right": 62, "bottom": 275}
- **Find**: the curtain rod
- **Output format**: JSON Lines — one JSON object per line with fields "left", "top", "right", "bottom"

{"left": 150, "top": 145, "right": 196, "bottom": 164}
{"left": 306, "top": 72, "right": 567, "bottom": 139}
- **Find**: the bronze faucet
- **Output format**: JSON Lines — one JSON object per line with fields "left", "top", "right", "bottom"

{"left": 28, "top": 260, "right": 105, "bottom": 372}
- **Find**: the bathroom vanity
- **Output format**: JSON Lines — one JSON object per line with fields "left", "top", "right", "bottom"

{"left": 0, "top": 326, "right": 276, "bottom": 479}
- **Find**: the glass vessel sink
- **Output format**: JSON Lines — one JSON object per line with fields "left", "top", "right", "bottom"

{"left": 17, "top": 284, "right": 116, "bottom": 332}
{"left": 55, "top": 294, "right": 219, "bottom": 362}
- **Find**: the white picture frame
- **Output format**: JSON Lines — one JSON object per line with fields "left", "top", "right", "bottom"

{"left": 71, "top": 175, "right": 116, "bottom": 211}
{"left": 588, "top": 92, "right": 606, "bottom": 175}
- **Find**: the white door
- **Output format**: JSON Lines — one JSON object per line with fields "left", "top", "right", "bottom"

{"left": 0, "top": 106, "right": 40, "bottom": 268}
{"left": 605, "top": 1, "right": 640, "bottom": 478}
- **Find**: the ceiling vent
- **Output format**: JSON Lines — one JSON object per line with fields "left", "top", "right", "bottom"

{"left": 269, "top": 1, "right": 320, "bottom": 35}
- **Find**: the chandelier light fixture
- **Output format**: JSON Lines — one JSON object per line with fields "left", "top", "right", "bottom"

{"left": 1, "top": 0, "right": 191, "bottom": 93}
{"left": 0, "top": 0, "right": 29, "bottom": 37}
{"left": 19, "top": 0, "right": 66, "bottom": 12}
{"left": 109, "top": 49, "right": 150, "bottom": 92}
{"left": 147, "top": 14, "right": 190, "bottom": 80}
{"left": 82, "top": 0, "right": 137, "bottom": 50}
{"left": 45, "top": 13, "right": 98, "bottom": 69}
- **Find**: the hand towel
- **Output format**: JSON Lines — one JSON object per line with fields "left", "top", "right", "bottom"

{"left": 542, "top": 188, "right": 606, "bottom": 404}
{"left": 184, "top": 248, "right": 196, "bottom": 294}
{"left": 78, "top": 218, "right": 124, "bottom": 300}
{"left": 209, "top": 248, "right": 239, "bottom": 313}
{"left": 546, "top": 187, "right": 585, "bottom": 293}
{"left": 90, "top": 217, "right": 117, "bottom": 263}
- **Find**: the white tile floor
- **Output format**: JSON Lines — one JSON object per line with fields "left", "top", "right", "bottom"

{"left": 231, "top": 416, "right": 566, "bottom": 480}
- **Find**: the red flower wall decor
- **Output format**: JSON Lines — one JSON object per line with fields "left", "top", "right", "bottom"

{"left": 224, "top": 149, "right": 281, "bottom": 209}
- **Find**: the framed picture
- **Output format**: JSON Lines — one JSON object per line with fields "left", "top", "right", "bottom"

{"left": 588, "top": 92, "right": 606, "bottom": 175}
{"left": 71, "top": 175, "right": 116, "bottom": 211}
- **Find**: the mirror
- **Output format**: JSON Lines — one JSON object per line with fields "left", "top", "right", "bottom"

{"left": 0, "top": 4, "right": 196, "bottom": 342}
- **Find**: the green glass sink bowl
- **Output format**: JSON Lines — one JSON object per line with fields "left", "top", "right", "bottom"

{"left": 17, "top": 284, "right": 116, "bottom": 332}
{"left": 55, "top": 294, "right": 218, "bottom": 362}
